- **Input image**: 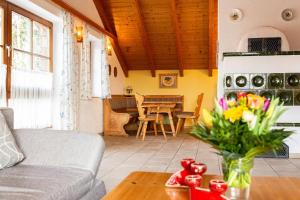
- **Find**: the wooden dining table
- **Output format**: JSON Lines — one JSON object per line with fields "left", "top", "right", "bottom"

{"left": 142, "top": 101, "right": 176, "bottom": 136}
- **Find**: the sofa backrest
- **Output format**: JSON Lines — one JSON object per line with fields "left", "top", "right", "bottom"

{"left": 13, "top": 129, "right": 105, "bottom": 177}
{"left": 0, "top": 108, "right": 105, "bottom": 177}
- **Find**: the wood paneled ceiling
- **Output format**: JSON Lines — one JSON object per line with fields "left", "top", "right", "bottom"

{"left": 94, "top": 0, "right": 218, "bottom": 77}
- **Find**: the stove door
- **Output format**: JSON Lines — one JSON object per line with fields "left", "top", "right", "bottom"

{"left": 277, "top": 90, "right": 293, "bottom": 106}
{"left": 286, "top": 73, "right": 300, "bottom": 89}
{"left": 268, "top": 73, "right": 284, "bottom": 89}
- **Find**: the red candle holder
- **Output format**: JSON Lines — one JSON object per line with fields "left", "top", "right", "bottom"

{"left": 165, "top": 159, "right": 208, "bottom": 188}
{"left": 185, "top": 175, "right": 202, "bottom": 188}
{"left": 190, "top": 163, "right": 207, "bottom": 176}
{"left": 187, "top": 179, "right": 229, "bottom": 200}
{"left": 209, "top": 180, "right": 228, "bottom": 195}
{"left": 181, "top": 158, "right": 196, "bottom": 169}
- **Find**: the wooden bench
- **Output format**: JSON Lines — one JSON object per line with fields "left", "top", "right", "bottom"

{"left": 104, "top": 95, "right": 184, "bottom": 136}
{"left": 103, "top": 99, "right": 130, "bottom": 136}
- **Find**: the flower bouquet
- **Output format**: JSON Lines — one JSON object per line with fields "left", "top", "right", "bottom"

{"left": 191, "top": 93, "right": 293, "bottom": 200}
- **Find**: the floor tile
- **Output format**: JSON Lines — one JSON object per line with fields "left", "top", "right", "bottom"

{"left": 99, "top": 132, "right": 300, "bottom": 192}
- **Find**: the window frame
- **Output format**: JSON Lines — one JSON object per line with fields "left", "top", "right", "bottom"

{"left": 0, "top": 2, "right": 53, "bottom": 99}
{"left": 8, "top": 3, "right": 53, "bottom": 72}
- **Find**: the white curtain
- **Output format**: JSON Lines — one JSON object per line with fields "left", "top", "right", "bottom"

{"left": 59, "top": 11, "right": 111, "bottom": 129}
{"left": 100, "top": 36, "right": 111, "bottom": 99}
{"left": 59, "top": 11, "right": 80, "bottom": 130}
{"left": 8, "top": 68, "right": 53, "bottom": 128}
{"left": 80, "top": 23, "right": 92, "bottom": 100}
{"left": 0, "top": 64, "right": 7, "bottom": 107}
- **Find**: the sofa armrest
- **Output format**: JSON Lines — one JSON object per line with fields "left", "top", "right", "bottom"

{"left": 13, "top": 129, "right": 105, "bottom": 177}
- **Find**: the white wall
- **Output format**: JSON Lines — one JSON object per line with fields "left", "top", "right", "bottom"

{"left": 62, "top": 0, "right": 103, "bottom": 27}
{"left": 108, "top": 48, "right": 126, "bottom": 95}
{"left": 79, "top": 98, "right": 103, "bottom": 133}
{"left": 219, "top": 0, "right": 300, "bottom": 55}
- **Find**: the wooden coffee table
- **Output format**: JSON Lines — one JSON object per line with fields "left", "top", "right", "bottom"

{"left": 102, "top": 171, "right": 300, "bottom": 200}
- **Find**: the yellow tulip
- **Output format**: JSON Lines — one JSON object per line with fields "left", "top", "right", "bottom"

{"left": 224, "top": 106, "right": 247, "bottom": 123}
{"left": 203, "top": 109, "right": 213, "bottom": 128}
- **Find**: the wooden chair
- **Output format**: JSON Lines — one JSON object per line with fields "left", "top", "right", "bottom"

{"left": 103, "top": 99, "right": 130, "bottom": 136}
{"left": 175, "top": 93, "right": 204, "bottom": 136}
{"left": 135, "top": 93, "right": 167, "bottom": 141}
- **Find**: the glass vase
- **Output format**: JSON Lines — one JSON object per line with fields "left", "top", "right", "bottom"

{"left": 222, "top": 157, "right": 254, "bottom": 200}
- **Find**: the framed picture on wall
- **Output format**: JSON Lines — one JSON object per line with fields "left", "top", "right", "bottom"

{"left": 159, "top": 73, "right": 178, "bottom": 88}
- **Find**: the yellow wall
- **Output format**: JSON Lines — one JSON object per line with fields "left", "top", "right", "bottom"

{"left": 125, "top": 70, "right": 218, "bottom": 120}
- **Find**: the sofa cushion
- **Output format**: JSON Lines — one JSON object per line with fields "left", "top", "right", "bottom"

{"left": 0, "top": 111, "right": 24, "bottom": 169}
{"left": 0, "top": 165, "right": 94, "bottom": 200}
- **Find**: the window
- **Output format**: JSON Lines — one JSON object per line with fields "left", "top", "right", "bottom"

{"left": 0, "top": 1, "right": 53, "bottom": 128}
{"left": 91, "top": 40, "right": 102, "bottom": 97}
{"left": 11, "top": 6, "right": 52, "bottom": 72}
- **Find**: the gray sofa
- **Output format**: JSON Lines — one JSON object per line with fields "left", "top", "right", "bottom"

{"left": 0, "top": 108, "right": 106, "bottom": 200}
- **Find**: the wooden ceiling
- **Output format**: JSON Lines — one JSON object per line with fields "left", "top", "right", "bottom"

{"left": 53, "top": 0, "right": 218, "bottom": 77}
{"left": 93, "top": 0, "right": 217, "bottom": 77}
{"left": 93, "top": 0, "right": 218, "bottom": 77}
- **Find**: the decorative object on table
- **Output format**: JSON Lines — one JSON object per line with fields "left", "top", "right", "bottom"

{"left": 165, "top": 158, "right": 207, "bottom": 188}
{"left": 191, "top": 93, "right": 293, "bottom": 200}
{"left": 229, "top": 9, "right": 243, "bottom": 22}
{"left": 185, "top": 176, "right": 229, "bottom": 200}
{"left": 124, "top": 86, "right": 133, "bottom": 96}
{"left": 281, "top": 8, "right": 294, "bottom": 21}
{"left": 159, "top": 73, "right": 178, "bottom": 88}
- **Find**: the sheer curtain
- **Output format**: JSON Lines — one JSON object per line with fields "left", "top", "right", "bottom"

{"left": 0, "top": 64, "right": 7, "bottom": 107}
{"left": 100, "top": 36, "right": 111, "bottom": 99}
{"left": 8, "top": 68, "right": 53, "bottom": 128}
{"left": 59, "top": 11, "right": 80, "bottom": 130}
{"left": 80, "top": 23, "right": 92, "bottom": 100}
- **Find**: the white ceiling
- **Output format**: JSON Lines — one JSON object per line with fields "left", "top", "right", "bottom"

{"left": 62, "top": 0, "right": 103, "bottom": 27}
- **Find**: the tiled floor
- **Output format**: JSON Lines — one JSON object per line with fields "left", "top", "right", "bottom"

{"left": 97, "top": 130, "right": 300, "bottom": 192}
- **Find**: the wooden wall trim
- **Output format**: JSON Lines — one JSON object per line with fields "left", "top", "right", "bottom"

{"left": 208, "top": 0, "right": 218, "bottom": 76}
{"left": 93, "top": 0, "right": 129, "bottom": 77}
{"left": 50, "top": 0, "right": 116, "bottom": 40}
{"left": 132, "top": 0, "right": 156, "bottom": 77}
{"left": 170, "top": 0, "right": 184, "bottom": 77}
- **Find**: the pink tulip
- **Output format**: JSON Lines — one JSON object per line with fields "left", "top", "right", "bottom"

{"left": 263, "top": 100, "right": 270, "bottom": 112}
{"left": 219, "top": 98, "right": 228, "bottom": 110}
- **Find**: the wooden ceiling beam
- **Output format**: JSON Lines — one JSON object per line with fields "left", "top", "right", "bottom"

{"left": 93, "top": 0, "right": 128, "bottom": 77}
{"left": 170, "top": 0, "right": 184, "bottom": 77}
{"left": 50, "top": 0, "right": 116, "bottom": 40}
{"left": 208, "top": 0, "right": 218, "bottom": 77}
{"left": 92, "top": 0, "right": 117, "bottom": 36}
{"left": 132, "top": 0, "right": 156, "bottom": 77}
